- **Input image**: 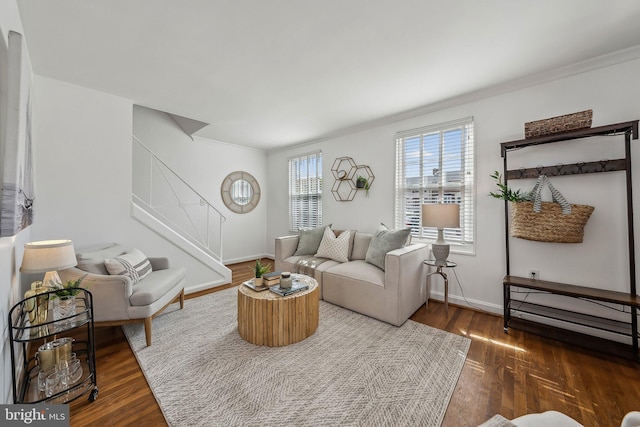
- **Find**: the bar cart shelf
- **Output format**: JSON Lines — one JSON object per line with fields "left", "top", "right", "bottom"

{"left": 8, "top": 288, "right": 98, "bottom": 403}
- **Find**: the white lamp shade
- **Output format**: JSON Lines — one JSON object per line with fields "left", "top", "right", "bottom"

{"left": 421, "top": 203, "right": 460, "bottom": 229}
{"left": 20, "top": 240, "right": 78, "bottom": 273}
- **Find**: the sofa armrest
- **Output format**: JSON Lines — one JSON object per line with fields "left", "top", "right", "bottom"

{"left": 384, "top": 243, "right": 429, "bottom": 325}
{"left": 148, "top": 257, "right": 169, "bottom": 271}
{"left": 275, "top": 235, "right": 299, "bottom": 264}
{"left": 59, "top": 267, "right": 134, "bottom": 322}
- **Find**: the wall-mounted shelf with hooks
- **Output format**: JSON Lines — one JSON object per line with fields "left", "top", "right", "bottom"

{"left": 501, "top": 120, "right": 640, "bottom": 360}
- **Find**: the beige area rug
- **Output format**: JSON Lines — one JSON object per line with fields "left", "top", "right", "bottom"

{"left": 123, "top": 287, "right": 470, "bottom": 427}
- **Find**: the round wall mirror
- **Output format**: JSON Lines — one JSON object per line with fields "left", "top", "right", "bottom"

{"left": 221, "top": 171, "right": 260, "bottom": 213}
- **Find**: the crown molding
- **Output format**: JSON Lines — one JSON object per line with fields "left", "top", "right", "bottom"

{"left": 273, "top": 44, "right": 640, "bottom": 153}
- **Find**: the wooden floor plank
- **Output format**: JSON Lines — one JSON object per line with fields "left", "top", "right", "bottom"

{"left": 68, "top": 260, "right": 640, "bottom": 427}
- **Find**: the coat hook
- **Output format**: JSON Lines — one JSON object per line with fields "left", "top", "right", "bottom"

{"left": 518, "top": 168, "right": 526, "bottom": 179}
{"left": 555, "top": 163, "right": 564, "bottom": 176}
{"left": 576, "top": 161, "right": 585, "bottom": 174}
{"left": 600, "top": 159, "right": 609, "bottom": 172}
{"left": 536, "top": 165, "right": 544, "bottom": 176}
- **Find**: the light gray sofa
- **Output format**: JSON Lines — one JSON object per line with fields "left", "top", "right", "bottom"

{"left": 59, "top": 243, "right": 186, "bottom": 346}
{"left": 275, "top": 230, "right": 429, "bottom": 326}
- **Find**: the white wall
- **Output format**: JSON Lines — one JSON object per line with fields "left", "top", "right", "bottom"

{"left": 133, "top": 105, "right": 268, "bottom": 263}
{"left": 30, "top": 76, "right": 226, "bottom": 289}
{"left": 267, "top": 57, "right": 640, "bottom": 316}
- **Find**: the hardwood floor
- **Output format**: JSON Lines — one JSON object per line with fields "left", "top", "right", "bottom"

{"left": 69, "top": 260, "right": 640, "bottom": 427}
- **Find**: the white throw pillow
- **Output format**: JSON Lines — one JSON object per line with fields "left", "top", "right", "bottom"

{"left": 315, "top": 227, "right": 351, "bottom": 263}
{"left": 104, "top": 248, "right": 152, "bottom": 284}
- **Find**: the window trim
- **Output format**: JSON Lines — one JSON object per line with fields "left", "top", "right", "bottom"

{"left": 288, "top": 151, "right": 323, "bottom": 233}
{"left": 394, "top": 117, "right": 475, "bottom": 255}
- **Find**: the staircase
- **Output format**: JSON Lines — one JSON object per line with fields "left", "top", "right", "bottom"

{"left": 131, "top": 136, "right": 231, "bottom": 288}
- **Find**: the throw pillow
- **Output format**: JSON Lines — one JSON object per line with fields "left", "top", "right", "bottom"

{"left": 294, "top": 224, "right": 332, "bottom": 256}
{"left": 104, "top": 248, "right": 152, "bottom": 284}
{"left": 332, "top": 229, "right": 357, "bottom": 260}
{"left": 315, "top": 227, "right": 351, "bottom": 263}
{"left": 351, "top": 232, "right": 373, "bottom": 260}
{"left": 365, "top": 225, "right": 411, "bottom": 271}
{"left": 380, "top": 222, "right": 411, "bottom": 246}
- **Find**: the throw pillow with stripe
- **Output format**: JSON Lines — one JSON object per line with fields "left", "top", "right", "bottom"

{"left": 104, "top": 248, "right": 152, "bottom": 284}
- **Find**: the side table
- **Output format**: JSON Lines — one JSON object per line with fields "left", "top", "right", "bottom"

{"left": 424, "top": 260, "right": 457, "bottom": 316}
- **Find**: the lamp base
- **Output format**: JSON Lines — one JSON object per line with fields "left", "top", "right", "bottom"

{"left": 43, "top": 270, "right": 63, "bottom": 288}
{"left": 432, "top": 244, "right": 450, "bottom": 266}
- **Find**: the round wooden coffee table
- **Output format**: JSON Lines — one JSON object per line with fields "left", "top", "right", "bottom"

{"left": 237, "top": 274, "right": 319, "bottom": 347}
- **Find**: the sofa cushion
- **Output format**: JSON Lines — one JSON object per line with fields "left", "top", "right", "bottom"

{"left": 365, "top": 226, "right": 411, "bottom": 270}
{"left": 129, "top": 267, "right": 186, "bottom": 306}
{"left": 294, "top": 224, "right": 332, "bottom": 256}
{"left": 76, "top": 243, "right": 127, "bottom": 275}
{"left": 351, "top": 232, "right": 373, "bottom": 260}
{"left": 105, "top": 248, "right": 153, "bottom": 284}
{"left": 324, "top": 260, "right": 385, "bottom": 287}
{"left": 315, "top": 227, "right": 351, "bottom": 262}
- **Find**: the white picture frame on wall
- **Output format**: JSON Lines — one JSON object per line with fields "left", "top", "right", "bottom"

{"left": 0, "top": 30, "right": 34, "bottom": 237}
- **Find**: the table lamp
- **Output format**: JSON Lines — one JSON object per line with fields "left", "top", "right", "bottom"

{"left": 421, "top": 203, "right": 460, "bottom": 266}
{"left": 20, "top": 240, "right": 78, "bottom": 288}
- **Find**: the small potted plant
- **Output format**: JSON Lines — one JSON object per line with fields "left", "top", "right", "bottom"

{"left": 356, "top": 176, "right": 371, "bottom": 197}
{"left": 250, "top": 259, "right": 271, "bottom": 287}
{"left": 52, "top": 275, "right": 87, "bottom": 325}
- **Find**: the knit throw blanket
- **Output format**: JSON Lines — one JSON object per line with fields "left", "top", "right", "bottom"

{"left": 293, "top": 256, "right": 331, "bottom": 277}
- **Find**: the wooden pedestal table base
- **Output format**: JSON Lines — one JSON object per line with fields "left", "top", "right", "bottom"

{"left": 237, "top": 275, "right": 319, "bottom": 347}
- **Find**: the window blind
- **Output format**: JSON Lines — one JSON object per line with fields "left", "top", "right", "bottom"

{"left": 394, "top": 117, "right": 474, "bottom": 250}
{"left": 289, "top": 151, "right": 323, "bottom": 232}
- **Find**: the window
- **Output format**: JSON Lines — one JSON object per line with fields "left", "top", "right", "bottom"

{"left": 394, "top": 117, "right": 474, "bottom": 252}
{"left": 289, "top": 152, "right": 323, "bottom": 232}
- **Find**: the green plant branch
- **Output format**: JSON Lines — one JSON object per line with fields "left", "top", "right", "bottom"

{"left": 489, "top": 171, "right": 530, "bottom": 202}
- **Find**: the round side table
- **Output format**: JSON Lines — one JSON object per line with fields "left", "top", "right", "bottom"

{"left": 424, "top": 260, "right": 457, "bottom": 316}
{"left": 237, "top": 274, "right": 319, "bottom": 346}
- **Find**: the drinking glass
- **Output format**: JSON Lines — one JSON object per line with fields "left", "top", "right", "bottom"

{"left": 38, "top": 367, "right": 56, "bottom": 393}
{"left": 57, "top": 352, "right": 79, "bottom": 387}
{"left": 67, "top": 358, "right": 83, "bottom": 384}
{"left": 45, "top": 371, "right": 61, "bottom": 397}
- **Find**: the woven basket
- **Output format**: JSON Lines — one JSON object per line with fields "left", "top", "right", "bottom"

{"left": 525, "top": 109, "right": 592, "bottom": 138}
{"left": 511, "top": 201, "right": 595, "bottom": 243}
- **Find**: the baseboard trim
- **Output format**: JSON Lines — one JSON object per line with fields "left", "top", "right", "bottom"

{"left": 429, "top": 291, "right": 503, "bottom": 316}
{"left": 185, "top": 279, "right": 229, "bottom": 295}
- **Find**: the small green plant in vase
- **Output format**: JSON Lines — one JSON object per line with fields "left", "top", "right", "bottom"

{"left": 356, "top": 176, "right": 370, "bottom": 196}
{"left": 52, "top": 274, "right": 88, "bottom": 325}
{"left": 52, "top": 275, "right": 87, "bottom": 299}
{"left": 250, "top": 259, "right": 271, "bottom": 287}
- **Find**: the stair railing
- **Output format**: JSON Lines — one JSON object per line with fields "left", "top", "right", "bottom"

{"left": 132, "top": 136, "right": 226, "bottom": 261}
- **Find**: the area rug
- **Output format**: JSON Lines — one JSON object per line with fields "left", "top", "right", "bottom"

{"left": 123, "top": 287, "right": 470, "bottom": 427}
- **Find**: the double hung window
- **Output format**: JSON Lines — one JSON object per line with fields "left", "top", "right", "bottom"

{"left": 288, "top": 152, "right": 323, "bottom": 232}
{"left": 394, "top": 117, "right": 474, "bottom": 252}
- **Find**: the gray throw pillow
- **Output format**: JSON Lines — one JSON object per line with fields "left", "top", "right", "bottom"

{"left": 294, "top": 224, "right": 332, "bottom": 256}
{"left": 365, "top": 226, "right": 411, "bottom": 270}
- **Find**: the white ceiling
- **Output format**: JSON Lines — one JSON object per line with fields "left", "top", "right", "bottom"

{"left": 16, "top": 0, "right": 640, "bottom": 150}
